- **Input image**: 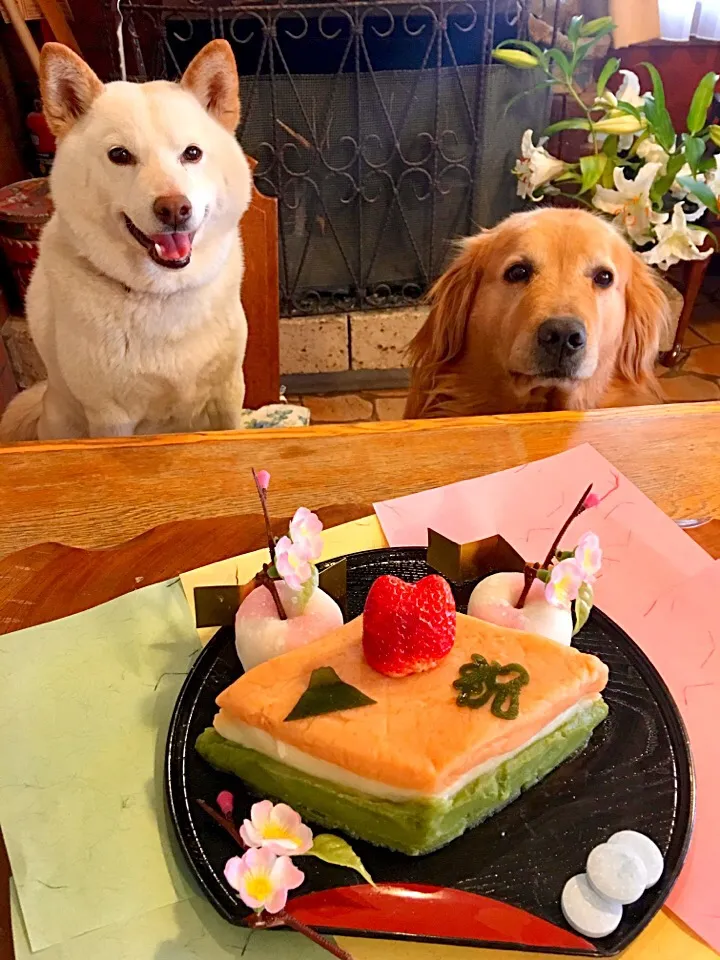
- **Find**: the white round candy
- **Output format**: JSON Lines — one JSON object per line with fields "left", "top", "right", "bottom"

{"left": 608, "top": 831, "right": 664, "bottom": 889}
{"left": 586, "top": 843, "right": 647, "bottom": 905}
{"left": 561, "top": 874, "right": 623, "bottom": 939}
{"left": 467, "top": 572, "right": 573, "bottom": 646}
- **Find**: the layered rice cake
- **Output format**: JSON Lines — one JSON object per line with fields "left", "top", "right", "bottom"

{"left": 197, "top": 612, "right": 608, "bottom": 856}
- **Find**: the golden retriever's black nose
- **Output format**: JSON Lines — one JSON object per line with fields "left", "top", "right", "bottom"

{"left": 153, "top": 195, "right": 192, "bottom": 229}
{"left": 537, "top": 317, "right": 587, "bottom": 358}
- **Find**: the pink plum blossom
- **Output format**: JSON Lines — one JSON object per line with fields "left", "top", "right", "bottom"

{"left": 240, "top": 800, "right": 314, "bottom": 856}
{"left": 256, "top": 470, "right": 271, "bottom": 492}
{"left": 224, "top": 847, "right": 304, "bottom": 914}
{"left": 289, "top": 507, "right": 324, "bottom": 561}
{"left": 275, "top": 536, "right": 313, "bottom": 591}
{"left": 574, "top": 532, "right": 602, "bottom": 582}
{"left": 216, "top": 791, "right": 234, "bottom": 818}
{"left": 545, "top": 558, "right": 584, "bottom": 609}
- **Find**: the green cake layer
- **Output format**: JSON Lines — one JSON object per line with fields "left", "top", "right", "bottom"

{"left": 196, "top": 696, "right": 607, "bottom": 856}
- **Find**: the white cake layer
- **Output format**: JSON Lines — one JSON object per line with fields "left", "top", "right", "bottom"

{"left": 213, "top": 695, "right": 598, "bottom": 801}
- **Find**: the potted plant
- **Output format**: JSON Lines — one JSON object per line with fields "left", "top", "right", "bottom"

{"left": 493, "top": 15, "right": 720, "bottom": 272}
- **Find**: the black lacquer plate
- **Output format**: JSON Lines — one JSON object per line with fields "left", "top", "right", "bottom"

{"left": 166, "top": 547, "right": 694, "bottom": 956}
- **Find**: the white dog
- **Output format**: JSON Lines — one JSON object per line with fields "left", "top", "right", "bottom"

{"left": 0, "top": 39, "right": 252, "bottom": 440}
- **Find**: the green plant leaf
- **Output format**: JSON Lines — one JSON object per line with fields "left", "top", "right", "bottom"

{"left": 580, "top": 153, "right": 607, "bottom": 193}
{"left": 543, "top": 117, "right": 592, "bottom": 137}
{"left": 307, "top": 834, "right": 375, "bottom": 886}
{"left": 580, "top": 16, "right": 615, "bottom": 36}
{"left": 284, "top": 667, "right": 377, "bottom": 722}
{"left": 573, "top": 582, "right": 593, "bottom": 636}
{"left": 553, "top": 170, "right": 583, "bottom": 182}
{"left": 683, "top": 134, "right": 707, "bottom": 175}
{"left": 601, "top": 134, "right": 619, "bottom": 158}
{"left": 699, "top": 154, "right": 718, "bottom": 173}
{"left": 503, "top": 79, "right": 555, "bottom": 116}
{"left": 676, "top": 176, "right": 719, "bottom": 214}
{"left": 495, "top": 39, "right": 548, "bottom": 70}
{"left": 596, "top": 57, "right": 621, "bottom": 97}
{"left": 687, "top": 71, "right": 719, "bottom": 135}
{"left": 642, "top": 62, "right": 676, "bottom": 152}
{"left": 650, "top": 152, "right": 691, "bottom": 202}
{"left": 547, "top": 48, "right": 572, "bottom": 78}
{"left": 600, "top": 156, "right": 617, "bottom": 188}
{"left": 614, "top": 99, "right": 643, "bottom": 122}
{"left": 567, "top": 15, "right": 584, "bottom": 45}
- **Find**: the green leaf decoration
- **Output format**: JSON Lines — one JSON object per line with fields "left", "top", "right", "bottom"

{"left": 580, "top": 154, "right": 607, "bottom": 193}
{"left": 580, "top": 16, "right": 615, "bottom": 38}
{"left": 596, "top": 57, "right": 621, "bottom": 97}
{"left": 567, "top": 15, "right": 584, "bottom": 45}
{"left": 543, "top": 117, "right": 592, "bottom": 137}
{"left": 536, "top": 568, "right": 551, "bottom": 583}
{"left": 614, "top": 99, "right": 643, "bottom": 122}
{"left": 687, "top": 72, "right": 719, "bottom": 136}
{"left": 284, "top": 667, "right": 377, "bottom": 722}
{"left": 642, "top": 63, "right": 676, "bottom": 152}
{"left": 454, "top": 654, "right": 530, "bottom": 721}
{"left": 306, "top": 834, "right": 375, "bottom": 886}
{"left": 683, "top": 134, "right": 707, "bottom": 175}
{"left": 573, "top": 582, "right": 594, "bottom": 636}
{"left": 676, "top": 176, "right": 720, "bottom": 215}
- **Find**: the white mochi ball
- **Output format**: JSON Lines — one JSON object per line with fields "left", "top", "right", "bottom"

{"left": 467, "top": 571, "right": 573, "bottom": 645}
{"left": 235, "top": 582, "right": 344, "bottom": 671}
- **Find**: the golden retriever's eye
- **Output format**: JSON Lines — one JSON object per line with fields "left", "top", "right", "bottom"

{"left": 593, "top": 268, "right": 614, "bottom": 288}
{"left": 182, "top": 145, "right": 203, "bottom": 163}
{"left": 107, "top": 147, "right": 135, "bottom": 166}
{"left": 504, "top": 262, "right": 533, "bottom": 284}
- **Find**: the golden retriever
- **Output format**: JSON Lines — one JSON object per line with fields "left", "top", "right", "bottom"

{"left": 405, "top": 208, "right": 669, "bottom": 419}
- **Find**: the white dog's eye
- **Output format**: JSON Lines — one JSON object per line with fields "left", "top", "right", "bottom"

{"left": 182, "top": 145, "right": 203, "bottom": 164}
{"left": 107, "top": 147, "right": 135, "bottom": 166}
{"left": 593, "top": 269, "right": 614, "bottom": 288}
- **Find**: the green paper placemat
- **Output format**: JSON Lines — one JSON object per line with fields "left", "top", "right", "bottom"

{"left": 10, "top": 882, "right": 333, "bottom": 960}
{"left": 0, "top": 579, "right": 199, "bottom": 951}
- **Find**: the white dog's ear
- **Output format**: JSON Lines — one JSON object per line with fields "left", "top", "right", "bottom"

{"left": 41, "top": 42, "right": 103, "bottom": 140}
{"left": 181, "top": 39, "right": 240, "bottom": 134}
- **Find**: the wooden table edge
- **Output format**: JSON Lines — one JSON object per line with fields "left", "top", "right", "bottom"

{"left": 1, "top": 401, "right": 718, "bottom": 456}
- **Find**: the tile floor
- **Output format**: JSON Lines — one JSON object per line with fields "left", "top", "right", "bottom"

{"left": 290, "top": 288, "right": 720, "bottom": 423}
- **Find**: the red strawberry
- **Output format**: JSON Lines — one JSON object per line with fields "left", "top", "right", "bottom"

{"left": 362, "top": 574, "right": 456, "bottom": 678}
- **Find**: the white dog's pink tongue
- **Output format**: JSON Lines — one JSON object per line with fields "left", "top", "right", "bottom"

{"left": 152, "top": 232, "right": 192, "bottom": 261}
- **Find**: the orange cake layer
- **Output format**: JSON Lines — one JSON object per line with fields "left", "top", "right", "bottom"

{"left": 216, "top": 613, "right": 608, "bottom": 793}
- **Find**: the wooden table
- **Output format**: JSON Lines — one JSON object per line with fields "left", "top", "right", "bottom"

{"left": 0, "top": 402, "right": 718, "bottom": 960}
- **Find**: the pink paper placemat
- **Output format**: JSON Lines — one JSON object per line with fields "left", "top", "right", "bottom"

{"left": 374, "top": 443, "right": 719, "bottom": 952}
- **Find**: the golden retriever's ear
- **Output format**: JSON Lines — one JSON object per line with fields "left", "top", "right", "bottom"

{"left": 618, "top": 253, "right": 667, "bottom": 383}
{"left": 408, "top": 232, "right": 490, "bottom": 373}
{"left": 181, "top": 40, "right": 240, "bottom": 133}
{"left": 41, "top": 43, "right": 103, "bottom": 140}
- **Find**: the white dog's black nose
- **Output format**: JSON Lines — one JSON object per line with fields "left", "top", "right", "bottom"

{"left": 153, "top": 195, "right": 192, "bottom": 229}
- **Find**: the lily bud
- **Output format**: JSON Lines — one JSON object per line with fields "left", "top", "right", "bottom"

{"left": 592, "top": 114, "right": 646, "bottom": 136}
{"left": 493, "top": 49, "right": 539, "bottom": 69}
{"left": 709, "top": 125, "right": 720, "bottom": 148}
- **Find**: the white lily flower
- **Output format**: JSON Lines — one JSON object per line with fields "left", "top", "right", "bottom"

{"left": 592, "top": 162, "right": 668, "bottom": 245}
{"left": 513, "top": 130, "right": 566, "bottom": 201}
{"left": 594, "top": 71, "right": 649, "bottom": 151}
{"left": 635, "top": 136, "right": 671, "bottom": 175}
{"left": 640, "top": 202, "right": 712, "bottom": 271}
